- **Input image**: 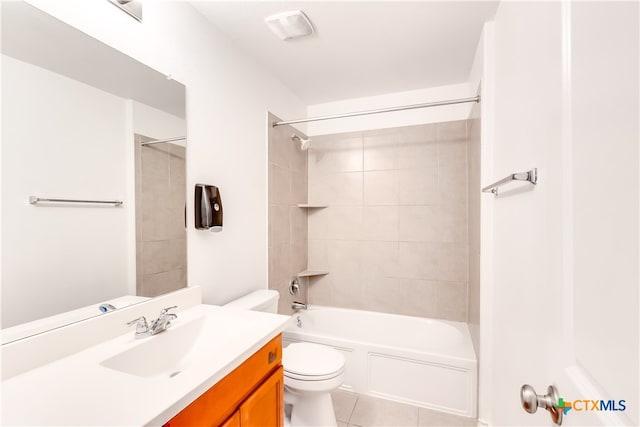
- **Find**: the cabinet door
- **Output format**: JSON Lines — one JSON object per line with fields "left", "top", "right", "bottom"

{"left": 239, "top": 366, "right": 283, "bottom": 427}
{"left": 221, "top": 411, "right": 241, "bottom": 427}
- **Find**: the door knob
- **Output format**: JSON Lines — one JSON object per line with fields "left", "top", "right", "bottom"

{"left": 520, "top": 384, "right": 563, "bottom": 425}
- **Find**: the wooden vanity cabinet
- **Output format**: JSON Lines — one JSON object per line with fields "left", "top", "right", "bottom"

{"left": 164, "top": 334, "right": 283, "bottom": 427}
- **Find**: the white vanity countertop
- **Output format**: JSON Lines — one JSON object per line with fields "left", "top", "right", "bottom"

{"left": 1, "top": 304, "right": 291, "bottom": 426}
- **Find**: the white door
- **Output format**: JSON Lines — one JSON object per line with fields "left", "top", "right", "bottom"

{"left": 483, "top": 2, "right": 638, "bottom": 426}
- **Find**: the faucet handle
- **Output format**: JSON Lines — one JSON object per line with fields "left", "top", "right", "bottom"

{"left": 126, "top": 316, "right": 149, "bottom": 334}
{"left": 160, "top": 305, "right": 178, "bottom": 316}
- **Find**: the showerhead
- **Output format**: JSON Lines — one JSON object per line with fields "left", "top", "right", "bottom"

{"left": 291, "top": 134, "right": 312, "bottom": 151}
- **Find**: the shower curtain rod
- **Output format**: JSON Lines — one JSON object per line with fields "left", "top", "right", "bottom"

{"left": 140, "top": 136, "right": 186, "bottom": 146}
{"left": 272, "top": 95, "right": 480, "bottom": 127}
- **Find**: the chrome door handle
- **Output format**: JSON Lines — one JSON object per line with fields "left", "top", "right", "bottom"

{"left": 520, "top": 384, "right": 563, "bottom": 425}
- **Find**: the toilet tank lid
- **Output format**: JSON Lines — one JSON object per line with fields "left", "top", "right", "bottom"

{"left": 224, "top": 290, "right": 279, "bottom": 311}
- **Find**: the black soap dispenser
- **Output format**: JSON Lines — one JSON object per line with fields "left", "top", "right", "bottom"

{"left": 195, "top": 184, "right": 223, "bottom": 232}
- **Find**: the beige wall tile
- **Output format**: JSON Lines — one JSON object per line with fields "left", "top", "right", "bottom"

{"left": 398, "top": 139, "right": 438, "bottom": 170}
{"left": 288, "top": 120, "right": 471, "bottom": 320}
{"left": 290, "top": 206, "right": 307, "bottom": 243}
{"left": 142, "top": 271, "right": 174, "bottom": 298}
{"left": 291, "top": 171, "right": 307, "bottom": 205}
{"left": 398, "top": 205, "right": 439, "bottom": 242}
{"left": 171, "top": 268, "right": 187, "bottom": 289}
{"left": 363, "top": 206, "right": 399, "bottom": 241}
{"left": 439, "top": 202, "right": 468, "bottom": 243}
{"left": 362, "top": 241, "right": 399, "bottom": 279}
{"left": 330, "top": 172, "right": 363, "bottom": 206}
{"left": 330, "top": 273, "right": 365, "bottom": 310}
{"left": 135, "top": 134, "right": 186, "bottom": 297}
{"left": 308, "top": 175, "right": 331, "bottom": 206}
{"left": 401, "top": 279, "right": 438, "bottom": 318}
{"left": 397, "top": 242, "right": 438, "bottom": 280}
{"left": 141, "top": 208, "right": 172, "bottom": 241}
{"left": 290, "top": 133, "right": 308, "bottom": 174}
{"left": 327, "top": 240, "right": 362, "bottom": 276}
{"left": 290, "top": 239, "right": 308, "bottom": 275}
{"left": 363, "top": 170, "right": 398, "bottom": 205}
{"left": 398, "top": 168, "right": 438, "bottom": 205}
{"left": 437, "top": 120, "right": 467, "bottom": 141}
{"left": 364, "top": 133, "right": 398, "bottom": 171}
{"left": 269, "top": 243, "right": 291, "bottom": 290}
{"left": 439, "top": 164, "right": 467, "bottom": 206}
{"left": 169, "top": 238, "right": 187, "bottom": 270}
{"left": 398, "top": 123, "right": 437, "bottom": 144}
{"left": 269, "top": 164, "right": 291, "bottom": 206}
{"left": 438, "top": 243, "right": 468, "bottom": 282}
{"left": 307, "top": 208, "right": 328, "bottom": 240}
{"left": 364, "top": 276, "right": 403, "bottom": 313}
{"left": 308, "top": 239, "right": 329, "bottom": 270}
{"left": 328, "top": 206, "right": 363, "bottom": 240}
{"left": 328, "top": 136, "right": 363, "bottom": 173}
{"left": 467, "top": 115, "right": 481, "bottom": 327}
{"left": 168, "top": 208, "right": 186, "bottom": 239}
{"left": 269, "top": 205, "right": 290, "bottom": 246}
{"left": 439, "top": 138, "right": 468, "bottom": 168}
{"left": 142, "top": 240, "right": 170, "bottom": 275}
{"left": 269, "top": 121, "right": 292, "bottom": 169}
{"left": 308, "top": 144, "right": 334, "bottom": 177}
{"left": 308, "top": 274, "right": 333, "bottom": 305}
{"left": 436, "top": 281, "right": 467, "bottom": 322}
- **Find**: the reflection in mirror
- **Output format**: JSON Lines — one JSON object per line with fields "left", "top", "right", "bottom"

{"left": 1, "top": 2, "right": 187, "bottom": 344}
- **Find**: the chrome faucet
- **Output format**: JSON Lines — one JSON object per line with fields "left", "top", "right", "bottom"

{"left": 291, "top": 301, "right": 307, "bottom": 311}
{"left": 126, "top": 305, "right": 178, "bottom": 339}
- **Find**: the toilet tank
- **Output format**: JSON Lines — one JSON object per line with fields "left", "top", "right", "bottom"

{"left": 224, "top": 290, "right": 279, "bottom": 313}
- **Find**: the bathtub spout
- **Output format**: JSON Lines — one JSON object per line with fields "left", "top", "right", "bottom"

{"left": 291, "top": 301, "right": 307, "bottom": 311}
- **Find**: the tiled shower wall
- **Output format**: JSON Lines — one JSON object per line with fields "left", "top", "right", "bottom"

{"left": 135, "top": 134, "right": 187, "bottom": 297}
{"left": 267, "top": 113, "right": 309, "bottom": 315}
{"left": 306, "top": 121, "right": 470, "bottom": 322}
{"left": 467, "top": 106, "right": 481, "bottom": 344}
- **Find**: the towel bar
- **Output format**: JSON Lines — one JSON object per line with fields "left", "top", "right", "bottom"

{"left": 482, "top": 168, "right": 537, "bottom": 196}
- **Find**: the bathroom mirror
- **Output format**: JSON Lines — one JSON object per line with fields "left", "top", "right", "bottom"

{"left": 1, "top": 2, "right": 187, "bottom": 344}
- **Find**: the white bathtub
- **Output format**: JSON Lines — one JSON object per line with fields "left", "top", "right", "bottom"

{"left": 283, "top": 306, "right": 477, "bottom": 418}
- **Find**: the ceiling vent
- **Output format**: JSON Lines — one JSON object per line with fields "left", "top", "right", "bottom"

{"left": 264, "top": 10, "right": 315, "bottom": 41}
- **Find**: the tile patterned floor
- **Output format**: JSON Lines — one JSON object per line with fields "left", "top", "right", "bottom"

{"left": 331, "top": 390, "right": 477, "bottom": 427}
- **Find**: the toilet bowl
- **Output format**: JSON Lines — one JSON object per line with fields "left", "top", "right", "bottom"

{"left": 224, "top": 290, "right": 345, "bottom": 427}
{"left": 283, "top": 342, "right": 345, "bottom": 427}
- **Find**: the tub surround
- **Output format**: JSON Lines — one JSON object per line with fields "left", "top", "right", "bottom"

{"left": 307, "top": 121, "right": 471, "bottom": 322}
{"left": 268, "top": 112, "right": 309, "bottom": 315}
{"left": 1, "top": 301, "right": 290, "bottom": 426}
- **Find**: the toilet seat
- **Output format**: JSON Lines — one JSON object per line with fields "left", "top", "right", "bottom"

{"left": 284, "top": 366, "right": 344, "bottom": 382}
{"left": 283, "top": 343, "right": 345, "bottom": 381}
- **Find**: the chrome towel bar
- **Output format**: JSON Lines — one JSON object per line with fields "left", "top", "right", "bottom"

{"left": 482, "top": 168, "right": 537, "bottom": 196}
{"left": 29, "top": 196, "right": 123, "bottom": 206}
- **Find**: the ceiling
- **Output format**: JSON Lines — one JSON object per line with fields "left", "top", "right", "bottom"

{"left": 192, "top": 1, "right": 499, "bottom": 105}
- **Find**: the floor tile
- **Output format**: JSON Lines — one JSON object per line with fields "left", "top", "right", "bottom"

{"left": 332, "top": 390, "right": 359, "bottom": 423}
{"left": 349, "top": 395, "right": 419, "bottom": 426}
{"left": 418, "top": 407, "right": 476, "bottom": 426}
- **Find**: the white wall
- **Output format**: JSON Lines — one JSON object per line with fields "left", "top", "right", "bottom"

{"left": 23, "top": 0, "right": 306, "bottom": 305}
{"left": 306, "top": 83, "right": 475, "bottom": 136}
{"left": 131, "top": 101, "right": 186, "bottom": 142}
{"left": 1, "top": 55, "right": 131, "bottom": 327}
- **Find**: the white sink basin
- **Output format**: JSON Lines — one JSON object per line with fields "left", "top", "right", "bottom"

{"left": 100, "top": 316, "right": 213, "bottom": 378}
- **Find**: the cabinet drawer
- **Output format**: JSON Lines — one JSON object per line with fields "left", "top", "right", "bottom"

{"left": 165, "top": 334, "right": 282, "bottom": 427}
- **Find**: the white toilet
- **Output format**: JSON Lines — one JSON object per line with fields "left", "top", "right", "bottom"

{"left": 225, "top": 290, "right": 345, "bottom": 427}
